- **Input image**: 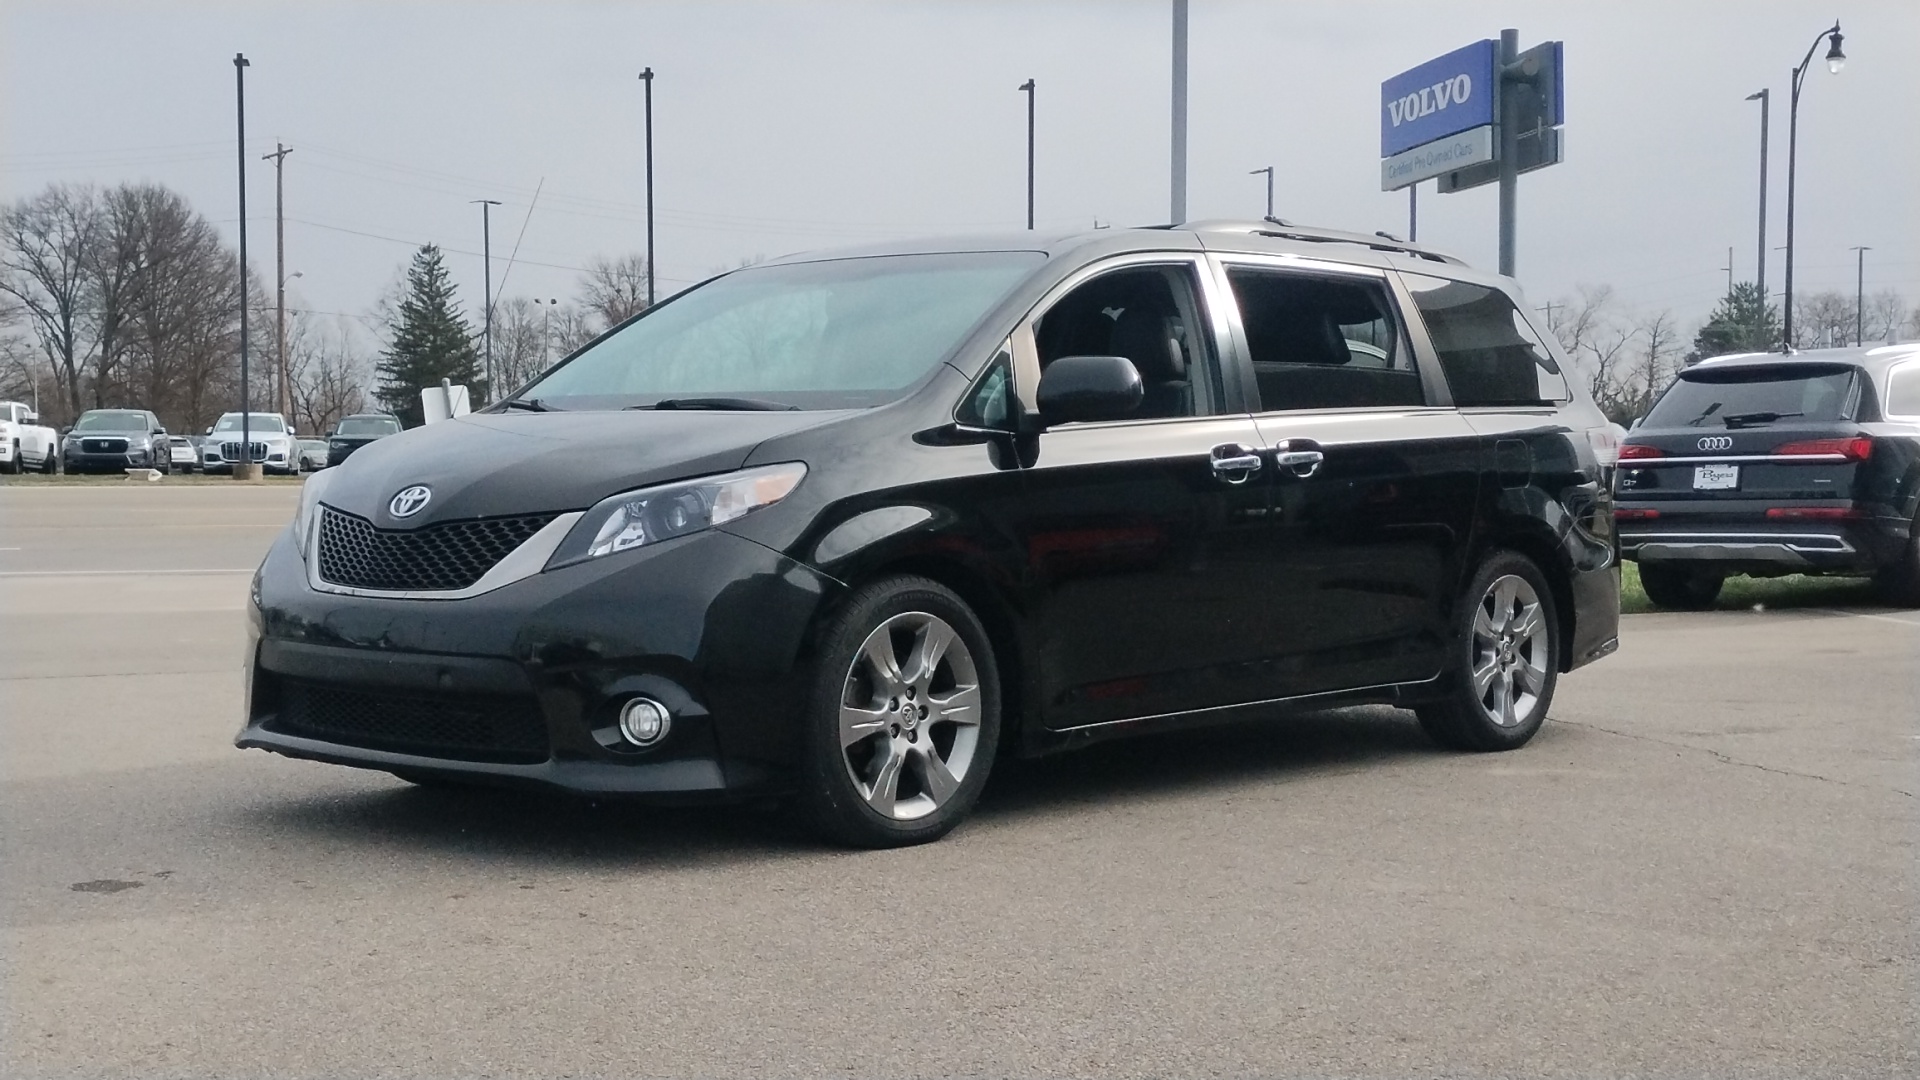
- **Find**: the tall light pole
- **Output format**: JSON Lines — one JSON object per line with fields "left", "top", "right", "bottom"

{"left": 1850, "top": 246, "right": 1870, "bottom": 346}
{"left": 1744, "top": 89, "right": 1769, "bottom": 302}
{"left": 639, "top": 67, "right": 656, "bottom": 308}
{"left": 1019, "top": 79, "right": 1036, "bottom": 229}
{"left": 1169, "top": 0, "right": 1188, "bottom": 224}
{"left": 1783, "top": 21, "right": 1845, "bottom": 350}
{"left": 534, "top": 297, "right": 559, "bottom": 368}
{"left": 233, "top": 53, "right": 254, "bottom": 480}
{"left": 1249, "top": 166, "right": 1273, "bottom": 219}
{"left": 471, "top": 198, "right": 500, "bottom": 401}
{"left": 263, "top": 143, "right": 293, "bottom": 419}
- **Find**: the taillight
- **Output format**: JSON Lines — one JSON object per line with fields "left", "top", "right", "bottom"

{"left": 1765, "top": 506, "right": 1864, "bottom": 520}
{"left": 1773, "top": 436, "right": 1872, "bottom": 461}
{"left": 1618, "top": 444, "right": 1665, "bottom": 461}
{"left": 1614, "top": 508, "right": 1661, "bottom": 521}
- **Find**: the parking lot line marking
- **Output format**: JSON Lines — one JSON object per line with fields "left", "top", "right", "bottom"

{"left": 0, "top": 568, "right": 254, "bottom": 577}
{"left": 1815, "top": 609, "right": 1920, "bottom": 628}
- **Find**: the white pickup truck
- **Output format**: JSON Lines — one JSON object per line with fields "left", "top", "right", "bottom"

{"left": 0, "top": 400, "right": 58, "bottom": 474}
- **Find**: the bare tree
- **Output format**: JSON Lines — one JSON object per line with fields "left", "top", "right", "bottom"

{"left": 578, "top": 254, "right": 650, "bottom": 332}
{"left": 1862, "top": 289, "right": 1908, "bottom": 345}
{"left": 284, "top": 311, "right": 368, "bottom": 434}
{"left": 1793, "top": 290, "right": 1855, "bottom": 348}
{"left": 116, "top": 186, "right": 245, "bottom": 433}
{"left": 1622, "top": 311, "right": 1683, "bottom": 418}
{"left": 0, "top": 184, "right": 99, "bottom": 418}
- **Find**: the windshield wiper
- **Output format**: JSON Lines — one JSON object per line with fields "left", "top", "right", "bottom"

{"left": 638, "top": 397, "right": 801, "bottom": 412}
{"left": 1722, "top": 410, "right": 1802, "bottom": 428}
{"left": 500, "top": 397, "right": 560, "bottom": 412}
{"left": 1684, "top": 402, "right": 1724, "bottom": 427}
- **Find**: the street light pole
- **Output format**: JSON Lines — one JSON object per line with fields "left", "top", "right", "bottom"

{"left": 263, "top": 143, "right": 293, "bottom": 419}
{"left": 639, "top": 67, "right": 655, "bottom": 308}
{"left": 1850, "top": 245, "right": 1870, "bottom": 346}
{"left": 1783, "top": 21, "right": 1846, "bottom": 350}
{"left": 1019, "top": 79, "right": 1035, "bottom": 229}
{"left": 1248, "top": 166, "right": 1273, "bottom": 219}
{"left": 471, "top": 198, "right": 501, "bottom": 401}
{"left": 233, "top": 53, "right": 253, "bottom": 480}
{"left": 1170, "top": 0, "right": 1188, "bottom": 224}
{"left": 1744, "top": 89, "right": 1769, "bottom": 302}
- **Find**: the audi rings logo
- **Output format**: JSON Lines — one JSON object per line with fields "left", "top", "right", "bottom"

{"left": 388, "top": 485, "right": 433, "bottom": 518}
{"left": 1697, "top": 436, "right": 1734, "bottom": 452}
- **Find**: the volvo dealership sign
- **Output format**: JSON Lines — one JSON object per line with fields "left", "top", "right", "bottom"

{"left": 1380, "top": 39, "right": 1496, "bottom": 161}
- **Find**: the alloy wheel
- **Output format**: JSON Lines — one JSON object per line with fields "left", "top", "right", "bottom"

{"left": 1470, "top": 574, "right": 1551, "bottom": 728}
{"left": 838, "top": 611, "right": 984, "bottom": 821}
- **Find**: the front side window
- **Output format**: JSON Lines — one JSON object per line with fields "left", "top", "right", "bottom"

{"left": 523, "top": 252, "right": 1042, "bottom": 411}
{"left": 1404, "top": 274, "right": 1570, "bottom": 407}
{"left": 73, "top": 410, "right": 150, "bottom": 432}
{"left": 1225, "top": 268, "right": 1424, "bottom": 411}
{"left": 1032, "top": 263, "right": 1223, "bottom": 420}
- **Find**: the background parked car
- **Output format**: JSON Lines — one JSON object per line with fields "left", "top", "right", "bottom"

{"left": 297, "top": 439, "right": 328, "bottom": 471}
{"left": 200, "top": 412, "right": 297, "bottom": 475}
{"left": 63, "top": 408, "right": 171, "bottom": 474}
{"left": 1615, "top": 344, "right": 1920, "bottom": 608}
{"left": 325, "top": 413, "right": 403, "bottom": 467}
{"left": 168, "top": 435, "right": 200, "bottom": 473}
{"left": 0, "top": 400, "right": 59, "bottom": 474}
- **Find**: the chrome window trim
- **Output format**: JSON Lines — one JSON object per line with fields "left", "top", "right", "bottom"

{"left": 1619, "top": 453, "right": 1850, "bottom": 465}
{"left": 307, "top": 509, "right": 584, "bottom": 601}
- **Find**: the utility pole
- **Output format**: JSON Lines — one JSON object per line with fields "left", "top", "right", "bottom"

{"left": 263, "top": 143, "right": 293, "bottom": 420}
{"left": 1170, "top": 0, "right": 1188, "bottom": 224}
{"left": 1745, "top": 89, "right": 1769, "bottom": 300}
{"left": 471, "top": 199, "right": 501, "bottom": 401}
{"left": 1722, "top": 246, "right": 1734, "bottom": 295}
{"left": 1851, "top": 245, "right": 1870, "bottom": 346}
{"left": 1019, "top": 79, "right": 1036, "bottom": 229}
{"left": 639, "top": 67, "right": 656, "bottom": 308}
{"left": 233, "top": 53, "right": 254, "bottom": 480}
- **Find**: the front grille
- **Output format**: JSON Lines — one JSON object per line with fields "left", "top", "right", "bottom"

{"left": 272, "top": 679, "right": 548, "bottom": 763}
{"left": 316, "top": 506, "right": 557, "bottom": 592}
{"left": 81, "top": 438, "right": 128, "bottom": 454}
{"left": 220, "top": 440, "right": 268, "bottom": 461}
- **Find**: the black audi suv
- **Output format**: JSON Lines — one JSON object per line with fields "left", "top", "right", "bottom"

{"left": 239, "top": 221, "right": 1621, "bottom": 847}
{"left": 1615, "top": 345, "right": 1920, "bottom": 608}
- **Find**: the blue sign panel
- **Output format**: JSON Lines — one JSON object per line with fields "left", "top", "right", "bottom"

{"left": 1380, "top": 40, "right": 1497, "bottom": 158}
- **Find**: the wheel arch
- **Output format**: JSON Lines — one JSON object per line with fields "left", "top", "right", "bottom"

{"left": 1470, "top": 523, "right": 1579, "bottom": 672}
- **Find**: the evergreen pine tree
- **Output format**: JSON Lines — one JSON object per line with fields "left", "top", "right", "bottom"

{"left": 374, "top": 245, "right": 485, "bottom": 425}
{"left": 1689, "top": 282, "right": 1781, "bottom": 362}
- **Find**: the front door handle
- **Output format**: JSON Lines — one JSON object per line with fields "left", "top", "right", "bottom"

{"left": 1271, "top": 438, "right": 1325, "bottom": 478}
{"left": 1209, "top": 443, "right": 1264, "bottom": 484}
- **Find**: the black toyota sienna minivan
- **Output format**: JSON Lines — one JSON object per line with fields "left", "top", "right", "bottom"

{"left": 240, "top": 221, "right": 1621, "bottom": 847}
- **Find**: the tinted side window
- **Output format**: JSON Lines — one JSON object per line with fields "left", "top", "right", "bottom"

{"left": 1404, "top": 274, "right": 1569, "bottom": 407}
{"left": 1225, "top": 268, "right": 1424, "bottom": 411}
{"left": 956, "top": 350, "right": 1014, "bottom": 429}
{"left": 1035, "top": 264, "right": 1223, "bottom": 419}
{"left": 1886, "top": 367, "right": 1920, "bottom": 417}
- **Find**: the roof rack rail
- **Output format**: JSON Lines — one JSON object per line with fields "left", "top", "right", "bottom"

{"left": 1179, "top": 218, "right": 1466, "bottom": 266}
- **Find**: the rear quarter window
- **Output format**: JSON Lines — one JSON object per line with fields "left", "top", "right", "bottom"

{"left": 1402, "top": 274, "right": 1569, "bottom": 407}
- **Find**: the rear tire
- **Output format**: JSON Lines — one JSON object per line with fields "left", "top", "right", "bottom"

{"left": 1638, "top": 563, "right": 1724, "bottom": 610}
{"left": 794, "top": 575, "right": 1001, "bottom": 848}
{"left": 1417, "top": 551, "right": 1560, "bottom": 753}
{"left": 1872, "top": 515, "right": 1920, "bottom": 608}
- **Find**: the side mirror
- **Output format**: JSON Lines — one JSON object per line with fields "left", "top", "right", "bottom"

{"left": 1628, "top": 416, "right": 1642, "bottom": 430}
{"left": 1035, "top": 355, "right": 1144, "bottom": 426}
{"left": 204, "top": 426, "right": 214, "bottom": 435}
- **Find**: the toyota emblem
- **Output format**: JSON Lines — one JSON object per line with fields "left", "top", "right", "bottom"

{"left": 388, "top": 485, "right": 433, "bottom": 518}
{"left": 1696, "top": 436, "right": 1734, "bottom": 452}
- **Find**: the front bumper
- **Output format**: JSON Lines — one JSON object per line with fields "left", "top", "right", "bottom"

{"left": 65, "top": 449, "right": 159, "bottom": 471}
{"left": 236, "top": 524, "right": 840, "bottom": 799}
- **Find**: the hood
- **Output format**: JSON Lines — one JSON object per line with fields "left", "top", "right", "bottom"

{"left": 317, "top": 408, "right": 847, "bottom": 525}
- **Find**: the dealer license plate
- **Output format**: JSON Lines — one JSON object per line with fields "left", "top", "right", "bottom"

{"left": 1693, "top": 463, "right": 1739, "bottom": 491}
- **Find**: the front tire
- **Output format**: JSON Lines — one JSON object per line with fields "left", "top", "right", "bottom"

{"left": 795, "top": 576, "right": 1001, "bottom": 848}
{"left": 1638, "top": 563, "right": 1724, "bottom": 610}
{"left": 1417, "top": 551, "right": 1560, "bottom": 752}
{"left": 3, "top": 442, "right": 18, "bottom": 475}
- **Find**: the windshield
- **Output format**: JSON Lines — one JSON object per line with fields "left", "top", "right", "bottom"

{"left": 213, "top": 414, "right": 286, "bottom": 433}
{"left": 74, "top": 411, "right": 149, "bottom": 431}
{"left": 335, "top": 416, "right": 401, "bottom": 436}
{"left": 520, "top": 251, "right": 1043, "bottom": 410}
{"left": 1643, "top": 365, "right": 1858, "bottom": 429}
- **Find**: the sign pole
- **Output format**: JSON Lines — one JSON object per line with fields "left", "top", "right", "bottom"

{"left": 1407, "top": 183, "right": 1417, "bottom": 241}
{"left": 1497, "top": 28, "right": 1518, "bottom": 276}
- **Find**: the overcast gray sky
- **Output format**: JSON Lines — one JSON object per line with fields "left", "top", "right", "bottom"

{"left": 5, "top": 0, "right": 1915, "bottom": 344}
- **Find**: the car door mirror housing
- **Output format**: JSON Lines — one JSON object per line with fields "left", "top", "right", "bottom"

{"left": 1035, "top": 355, "right": 1144, "bottom": 426}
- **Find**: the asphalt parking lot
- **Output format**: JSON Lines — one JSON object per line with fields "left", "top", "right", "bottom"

{"left": 3, "top": 483, "right": 1915, "bottom": 1078}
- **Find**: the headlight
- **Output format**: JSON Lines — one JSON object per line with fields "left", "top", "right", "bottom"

{"left": 546, "top": 463, "right": 806, "bottom": 571}
{"left": 292, "top": 468, "right": 335, "bottom": 561}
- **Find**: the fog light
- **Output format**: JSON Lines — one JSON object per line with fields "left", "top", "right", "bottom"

{"left": 617, "top": 697, "right": 672, "bottom": 746}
